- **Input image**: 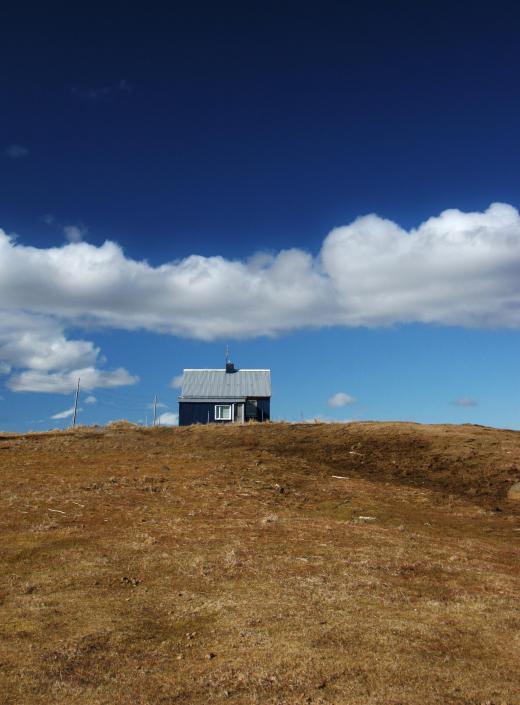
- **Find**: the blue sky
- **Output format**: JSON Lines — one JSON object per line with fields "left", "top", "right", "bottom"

{"left": 1, "top": 1, "right": 520, "bottom": 431}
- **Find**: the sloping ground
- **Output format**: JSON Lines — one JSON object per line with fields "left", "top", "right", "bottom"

{"left": 1, "top": 421, "right": 520, "bottom": 705}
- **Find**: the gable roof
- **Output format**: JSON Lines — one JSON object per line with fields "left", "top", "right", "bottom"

{"left": 180, "top": 369, "right": 271, "bottom": 399}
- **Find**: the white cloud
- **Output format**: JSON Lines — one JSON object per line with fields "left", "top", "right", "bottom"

{"left": 451, "top": 397, "right": 478, "bottom": 407}
{"left": 85, "top": 395, "right": 97, "bottom": 404}
{"left": 320, "top": 203, "right": 520, "bottom": 328}
{"left": 1, "top": 202, "right": 520, "bottom": 339}
{"left": 51, "top": 406, "right": 77, "bottom": 419}
{"left": 0, "top": 311, "right": 137, "bottom": 393}
{"left": 157, "top": 412, "right": 178, "bottom": 425}
{"left": 327, "top": 392, "right": 356, "bottom": 407}
{"left": 170, "top": 374, "right": 184, "bottom": 389}
{"left": 63, "top": 223, "right": 88, "bottom": 243}
{"left": 5, "top": 144, "right": 29, "bottom": 159}
{"left": 9, "top": 366, "right": 137, "bottom": 394}
{"left": 2, "top": 202, "right": 520, "bottom": 392}
{"left": 0, "top": 311, "right": 98, "bottom": 372}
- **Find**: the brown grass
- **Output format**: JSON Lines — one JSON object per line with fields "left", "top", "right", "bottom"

{"left": 1, "top": 421, "right": 520, "bottom": 704}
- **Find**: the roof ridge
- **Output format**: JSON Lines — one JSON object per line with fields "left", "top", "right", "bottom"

{"left": 183, "top": 368, "right": 270, "bottom": 372}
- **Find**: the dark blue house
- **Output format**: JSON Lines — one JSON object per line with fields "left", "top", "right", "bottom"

{"left": 178, "top": 361, "right": 271, "bottom": 426}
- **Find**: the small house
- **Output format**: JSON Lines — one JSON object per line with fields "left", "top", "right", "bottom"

{"left": 178, "top": 361, "right": 271, "bottom": 426}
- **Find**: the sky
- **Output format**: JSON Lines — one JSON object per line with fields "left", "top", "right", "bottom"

{"left": 2, "top": 1, "right": 520, "bottom": 431}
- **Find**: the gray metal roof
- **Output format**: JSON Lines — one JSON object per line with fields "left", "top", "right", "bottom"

{"left": 180, "top": 369, "right": 271, "bottom": 399}
{"left": 180, "top": 397, "right": 247, "bottom": 403}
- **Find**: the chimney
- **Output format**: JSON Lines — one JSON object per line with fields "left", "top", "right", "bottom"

{"left": 225, "top": 344, "right": 235, "bottom": 373}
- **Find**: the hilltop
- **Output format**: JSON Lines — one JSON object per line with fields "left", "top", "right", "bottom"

{"left": 1, "top": 422, "right": 520, "bottom": 704}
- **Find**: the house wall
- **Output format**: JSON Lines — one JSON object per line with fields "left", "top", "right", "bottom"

{"left": 178, "top": 402, "right": 215, "bottom": 426}
{"left": 178, "top": 398, "right": 270, "bottom": 426}
{"left": 248, "top": 398, "right": 270, "bottom": 421}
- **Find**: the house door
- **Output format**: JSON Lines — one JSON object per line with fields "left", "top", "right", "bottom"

{"left": 245, "top": 399, "right": 257, "bottom": 420}
{"left": 236, "top": 403, "right": 244, "bottom": 423}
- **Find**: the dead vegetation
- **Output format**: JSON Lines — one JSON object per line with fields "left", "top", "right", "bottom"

{"left": 1, "top": 421, "right": 520, "bottom": 704}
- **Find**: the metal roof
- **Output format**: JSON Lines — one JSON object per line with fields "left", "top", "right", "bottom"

{"left": 180, "top": 397, "right": 247, "bottom": 403}
{"left": 180, "top": 369, "right": 271, "bottom": 399}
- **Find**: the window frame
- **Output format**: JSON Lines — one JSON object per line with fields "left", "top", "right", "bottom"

{"left": 215, "top": 404, "right": 233, "bottom": 421}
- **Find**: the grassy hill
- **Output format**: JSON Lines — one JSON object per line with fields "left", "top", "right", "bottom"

{"left": 1, "top": 422, "right": 520, "bottom": 704}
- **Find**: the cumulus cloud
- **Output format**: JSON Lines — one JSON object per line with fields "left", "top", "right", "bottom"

{"left": 2, "top": 202, "right": 520, "bottom": 337}
{"left": 170, "top": 374, "right": 184, "bottom": 389}
{"left": 327, "top": 392, "right": 356, "bottom": 407}
{"left": 0, "top": 311, "right": 137, "bottom": 393}
{"left": 85, "top": 395, "right": 97, "bottom": 404}
{"left": 5, "top": 144, "right": 29, "bottom": 159}
{"left": 2, "top": 202, "right": 520, "bottom": 391}
{"left": 158, "top": 412, "right": 178, "bottom": 425}
{"left": 0, "top": 311, "right": 98, "bottom": 372}
{"left": 451, "top": 397, "right": 478, "bottom": 407}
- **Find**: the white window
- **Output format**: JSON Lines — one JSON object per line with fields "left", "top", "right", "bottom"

{"left": 215, "top": 404, "right": 232, "bottom": 421}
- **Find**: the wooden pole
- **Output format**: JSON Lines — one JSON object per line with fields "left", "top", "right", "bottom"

{"left": 72, "top": 378, "right": 80, "bottom": 428}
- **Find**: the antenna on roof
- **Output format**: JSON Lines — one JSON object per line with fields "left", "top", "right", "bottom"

{"left": 225, "top": 344, "right": 236, "bottom": 373}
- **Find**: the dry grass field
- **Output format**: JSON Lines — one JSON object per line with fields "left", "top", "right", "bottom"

{"left": 1, "top": 421, "right": 520, "bottom": 705}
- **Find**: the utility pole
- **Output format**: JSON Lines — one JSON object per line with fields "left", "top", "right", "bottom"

{"left": 153, "top": 395, "right": 157, "bottom": 427}
{"left": 72, "top": 378, "right": 80, "bottom": 428}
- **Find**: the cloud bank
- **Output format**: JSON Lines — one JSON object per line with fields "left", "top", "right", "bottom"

{"left": 1, "top": 202, "right": 520, "bottom": 391}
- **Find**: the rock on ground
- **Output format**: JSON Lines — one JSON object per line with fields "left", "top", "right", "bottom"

{"left": 507, "top": 482, "right": 520, "bottom": 501}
